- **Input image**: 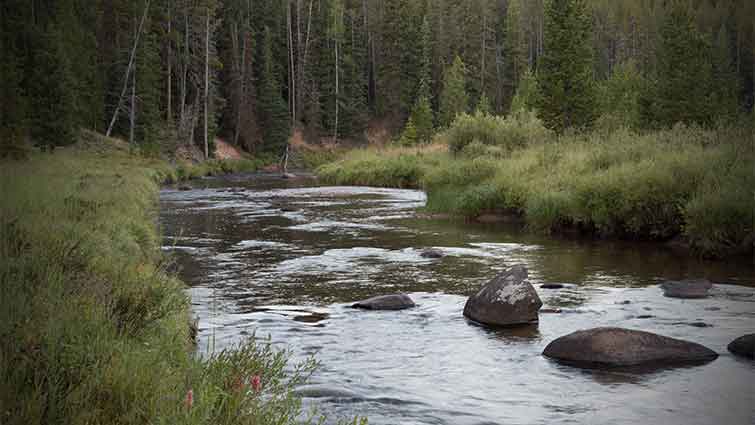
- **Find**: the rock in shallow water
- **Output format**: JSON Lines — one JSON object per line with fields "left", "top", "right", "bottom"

{"left": 463, "top": 265, "right": 542, "bottom": 327}
{"left": 419, "top": 248, "right": 444, "bottom": 259}
{"left": 660, "top": 279, "right": 713, "bottom": 299}
{"left": 727, "top": 334, "right": 754, "bottom": 359}
{"left": 543, "top": 327, "right": 718, "bottom": 368}
{"left": 540, "top": 283, "right": 565, "bottom": 289}
{"left": 351, "top": 294, "right": 416, "bottom": 310}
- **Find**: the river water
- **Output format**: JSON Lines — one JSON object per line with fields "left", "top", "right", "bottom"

{"left": 159, "top": 174, "right": 754, "bottom": 425}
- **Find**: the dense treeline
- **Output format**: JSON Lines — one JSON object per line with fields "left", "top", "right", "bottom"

{"left": 1, "top": 0, "right": 754, "bottom": 158}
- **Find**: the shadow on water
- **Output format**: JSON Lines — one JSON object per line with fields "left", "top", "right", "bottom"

{"left": 160, "top": 174, "right": 755, "bottom": 425}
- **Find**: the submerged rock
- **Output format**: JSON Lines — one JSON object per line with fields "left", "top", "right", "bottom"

{"left": 727, "top": 334, "right": 754, "bottom": 359}
{"left": 543, "top": 327, "right": 718, "bottom": 368}
{"left": 420, "top": 248, "right": 444, "bottom": 259}
{"left": 540, "top": 283, "right": 565, "bottom": 289}
{"left": 351, "top": 294, "right": 416, "bottom": 311}
{"left": 463, "top": 265, "right": 542, "bottom": 327}
{"left": 660, "top": 279, "right": 713, "bottom": 299}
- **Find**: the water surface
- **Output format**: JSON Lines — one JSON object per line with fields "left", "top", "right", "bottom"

{"left": 160, "top": 174, "right": 755, "bottom": 425}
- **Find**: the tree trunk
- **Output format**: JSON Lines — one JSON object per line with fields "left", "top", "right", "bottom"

{"left": 287, "top": 0, "right": 296, "bottom": 124}
{"left": 167, "top": 2, "right": 172, "bottom": 123}
{"left": 130, "top": 43, "right": 136, "bottom": 145}
{"left": 106, "top": 0, "right": 151, "bottom": 137}
{"left": 204, "top": 6, "right": 210, "bottom": 159}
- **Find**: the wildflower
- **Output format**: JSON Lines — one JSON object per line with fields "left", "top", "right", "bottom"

{"left": 250, "top": 375, "right": 262, "bottom": 393}
{"left": 185, "top": 389, "right": 194, "bottom": 409}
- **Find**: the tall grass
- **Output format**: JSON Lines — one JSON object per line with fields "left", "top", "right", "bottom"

{"left": 0, "top": 139, "right": 348, "bottom": 424}
{"left": 317, "top": 117, "right": 754, "bottom": 258}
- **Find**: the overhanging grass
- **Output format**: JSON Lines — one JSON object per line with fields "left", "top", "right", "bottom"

{"left": 316, "top": 120, "right": 754, "bottom": 258}
{"left": 0, "top": 138, "right": 343, "bottom": 425}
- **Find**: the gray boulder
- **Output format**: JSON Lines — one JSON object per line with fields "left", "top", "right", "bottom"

{"left": 727, "top": 334, "right": 754, "bottom": 359}
{"left": 351, "top": 294, "right": 415, "bottom": 310}
{"left": 463, "top": 265, "right": 542, "bottom": 327}
{"left": 419, "top": 248, "right": 444, "bottom": 259}
{"left": 543, "top": 327, "right": 718, "bottom": 368}
{"left": 660, "top": 279, "right": 713, "bottom": 299}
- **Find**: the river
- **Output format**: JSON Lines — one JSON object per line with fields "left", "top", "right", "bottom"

{"left": 159, "top": 173, "right": 754, "bottom": 425}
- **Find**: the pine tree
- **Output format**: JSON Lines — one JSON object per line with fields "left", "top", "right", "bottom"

{"left": 29, "top": 28, "right": 77, "bottom": 149}
{"left": 475, "top": 93, "right": 492, "bottom": 115}
{"left": 536, "top": 0, "right": 596, "bottom": 134}
{"left": 398, "top": 115, "right": 418, "bottom": 146}
{"left": 643, "top": 1, "right": 714, "bottom": 128}
{"left": 503, "top": 0, "right": 527, "bottom": 111}
{"left": 711, "top": 24, "right": 740, "bottom": 122}
{"left": 510, "top": 69, "right": 538, "bottom": 113}
{"left": 258, "top": 26, "right": 291, "bottom": 154}
{"left": 410, "top": 90, "right": 433, "bottom": 144}
{"left": 439, "top": 55, "right": 469, "bottom": 127}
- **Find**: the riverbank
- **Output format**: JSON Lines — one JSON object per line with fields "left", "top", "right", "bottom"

{"left": 317, "top": 115, "right": 754, "bottom": 258}
{"left": 0, "top": 136, "right": 325, "bottom": 425}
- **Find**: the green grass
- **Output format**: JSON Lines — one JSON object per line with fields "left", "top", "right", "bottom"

{"left": 0, "top": 137, "right": 353, "bottom": 425}
{"left": 317, "top": 117, "right": 754, "bottom": 258}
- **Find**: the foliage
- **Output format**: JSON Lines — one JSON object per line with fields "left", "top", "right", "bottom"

{"left": 595, "top": 60, "right": 644, "bottom": 130}
{"left": 536, "top": 0, "right": 597, "bottom": 133}
{"left": 439, "top": 56, "right": 469, "bottom": 127}
{"left": 318, "top": 123, "right": 754, "bottom": 258}
{"left": 509, "top": 69, "right": 539, "bottom": 114}
{"left": 0, "top": 137, "right": 333, "bottom": 425}
{"left": 641, "top": 1, "right": 715, "bottom": 128}
{"left": 445, "top": 111, "right": 549, "bottom": 155}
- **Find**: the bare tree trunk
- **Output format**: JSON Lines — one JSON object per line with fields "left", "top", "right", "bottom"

{"left": 334, "top": 32, "right": 339, "bottom": 142}
{"left": 287, "top": 1, "right": 296, "bottom": 125}
{"left": 481, "top": 12, "right": 486, "bottom": 91}
{"left": 167, "top": 2, "right": 172, "bottom": 122}
{"left": 106, "top": 0, "right": 151, "bottom": 137}
{"left": 180, "top": 9, "right": 188, "bottom": 125}
{"left": 130, "top": 42, "right": 137, "bottom": 145}
{"left": 204, "top": 6, "right": 210, "bottom": 159}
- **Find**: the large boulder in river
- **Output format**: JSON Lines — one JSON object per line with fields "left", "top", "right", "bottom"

{"left": 463, "top": 265, "right": 542, "bottom": 327}
{"left": 543, "top": 327, "right": 718, "bottom": 368}
{"left": 660, "top": 279, "right": 713, "bottom": 299}
{"left": 727, "top": 334, "right": 754, "bottom": 359}
{"left": 351, "top": 294, "right": 415, "bottom": 310}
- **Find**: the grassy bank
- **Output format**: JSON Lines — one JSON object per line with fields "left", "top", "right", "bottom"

{"left": 0, "top": 138, "right": 334, "bottom": 424}
{"left": 317, "top": 114, "right": 754, "bottom": 258}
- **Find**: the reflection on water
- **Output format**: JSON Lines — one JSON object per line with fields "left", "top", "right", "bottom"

{"left": 160, "top": 173, "right": 755, "bottom": 425}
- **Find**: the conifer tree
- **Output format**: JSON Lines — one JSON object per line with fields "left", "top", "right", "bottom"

{"left": 536, "top": 0, "right": 596, "bottom": 134}
{"left": 711, "top": 25, "right": 740, "bottom": 122}
{"left": 258, "top": 26, "right": 291, "bottom": 154}
{"left": 439, "top": 55, "right": 469, "bottom": 127}
{"left": 643, "top": 1, "right": 714, "bottom": 128}
{"left": 398, "top": 116, "right": 418, "bottom": 146}
{"left": 510, "top": 69, "right": 538, "bottom": 113}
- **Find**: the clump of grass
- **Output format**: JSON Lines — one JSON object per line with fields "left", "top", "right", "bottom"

{"left": 444, "top": 110, "right": 550, "bottom": 155}
{"left": 0, "top": 136, "right": 349, "bottom": 425}
{"left": 316, "top": 119, "right": 754, "bottom": 258}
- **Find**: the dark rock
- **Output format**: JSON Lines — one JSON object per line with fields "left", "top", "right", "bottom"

{"left": 178, "top": 184, "right": 192, "bottom": 191}
{"left": 636, "top": 315, "right": 654, "bottom": 319}
{"left": 419, "top": 248, "right": 444, "bottom": 259}
{"left": 727, "top": 334, "right": 754, "bottom": 359}
{"left": 543, "top": 327, "right": 718, "bottom": 368}
{"left": 615, "top": 300, "right": 632, "bottom": 305}
{"left": 672, "top": 322, "right": 712, "bottom": 328}
{"left": 463, "top": 265, "right": 542, "bottom": 327}
{"left": 351, "top": 294, "right": 415, "bottom": 311}
{"left": 660, "top": 279, "right": 713, "bottom": 299}
{"left": 540, "top": 283, "right": 565, "bottom": 289}
{"left": 541, "top": 308, "right": 563, "bottom": 314}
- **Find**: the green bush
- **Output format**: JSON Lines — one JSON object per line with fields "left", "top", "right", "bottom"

{"left": 446, "top": 111, "right": 549, "bottom": 155}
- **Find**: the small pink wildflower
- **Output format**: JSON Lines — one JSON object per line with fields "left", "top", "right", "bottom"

{"left": 250, "top": 375, "right": 262, "bottom": 393}
{"left": 185, "top": 389, "right": 194, "bottom": 409}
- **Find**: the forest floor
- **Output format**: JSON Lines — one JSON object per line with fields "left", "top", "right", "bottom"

{"left": 0, "top": 134, "right": 336, "bottom": 425}
{"left": 316, "top": 117, "right": 754, "bottom": 259}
